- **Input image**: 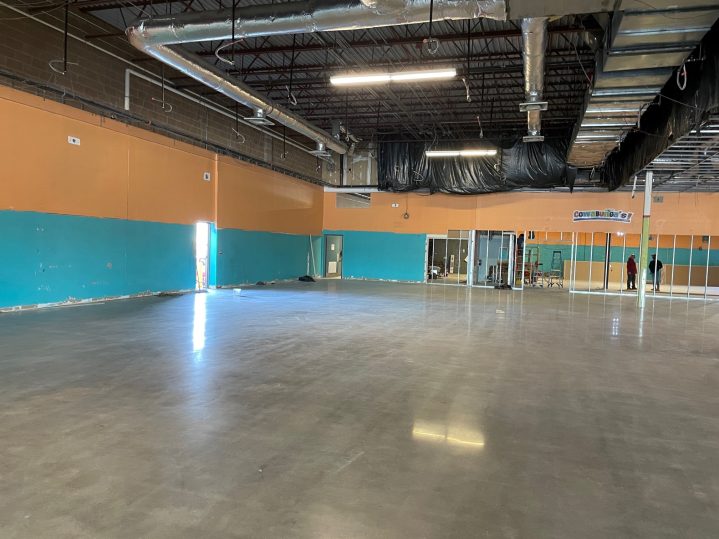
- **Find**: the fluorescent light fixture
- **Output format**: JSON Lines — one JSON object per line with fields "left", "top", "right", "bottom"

{"left": 331, "top": 68, "right": 457, "bottom": 86}
{"left": 425, "top": 149, "right": 497, "bottom": 158}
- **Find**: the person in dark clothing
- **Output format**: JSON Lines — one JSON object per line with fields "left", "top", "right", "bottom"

{"left": 648, "top": 254, "right": 663, "bottom": 291}
{"left": 626, "top": 254, "right": 637, "bottom": 290}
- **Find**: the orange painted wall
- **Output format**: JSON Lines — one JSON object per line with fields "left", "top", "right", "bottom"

{"left": 0, "top": 86, "right": 216, "bottom": 224}
{"left": 5, "top": 83, "right": 717, "bottom": 240}
{"left": 324, "top": 191, "right": 719, "bottom": 236}
{"left": 217, "top": 157, "right": 323, "bottom": 235}
{"left": 0, "top": 86, "right": 322, "bottom": 233}
{"left": 1, "top": 90, "right": 130, "bottom": 220}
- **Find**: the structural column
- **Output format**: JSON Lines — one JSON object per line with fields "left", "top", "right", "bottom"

{"left": 637, "top": 171, "right": 653, "bottom": 309}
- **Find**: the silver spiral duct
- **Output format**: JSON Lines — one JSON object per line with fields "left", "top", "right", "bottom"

{"left": 128, "top": 0, "right": 505, "bottom": 46}
{"left": 521, "top": 17, "right": 548, "bottom": 138}
{"left": 126, "top": 0, "right": 507, "bottom": 155}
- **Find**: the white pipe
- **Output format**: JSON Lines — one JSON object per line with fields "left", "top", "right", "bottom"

{"left": 324, "top": 186, "right": 379, "bottom": 192}
{"left": 638, "top": 170, "right": 653, "bottom": 310}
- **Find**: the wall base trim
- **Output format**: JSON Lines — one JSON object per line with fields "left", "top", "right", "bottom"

{"left": 216, "top": 276, "right": 321, "bottom": 289}
{"left": 0, "top": 288, "right": 197, "bottom": 313}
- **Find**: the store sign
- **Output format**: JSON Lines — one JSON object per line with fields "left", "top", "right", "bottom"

{"left": 573, "top": 209, "right": 633, "bottom": 223}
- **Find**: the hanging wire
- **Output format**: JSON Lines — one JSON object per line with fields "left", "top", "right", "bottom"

{"left": 231, "top": 103, "right": 245, "bottom": 142}
{"left": 215, "top": 39, "right": 242, "bottom": 66}
{"left": 214, "top": 2, "right": 240, "bottom": 67}
{"left": 63, "top": 0, "right": 69, "bottom": 73}
{"left": 48, "top": 0, "right": 76, "bottom": 74}
{"left": 287, "top": 34, "right": 297, "bottom": 107}
{"left": 676, "top": 62, "right": 688, "bottom": 91}
{"left": 463, "top": 19, "right": 471, "bottom": 103}
{"left": 231, "top": 0, "right": 237, "bottom": 65}
{"left": 282, "top": 126, "right": 287, "bottom": 159}
{"left": 422, "top": 0, "right": 439, "bottom": 55}
{"left": 151, "top": 65, "right": 172, "bottom": 112}
{"left": 344, "top": 88, "right": 349, "bottom": 134}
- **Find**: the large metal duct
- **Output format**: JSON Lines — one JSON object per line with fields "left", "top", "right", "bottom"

{"left": 520, "top": 17, "right": 548, "bottom": 139}
{"left": 128, "top": 40, "right": 348, "bottom": 154}
{"left": 126, "top": 0, "right": 507, "bottom": 155}
{"left": 128, "top": 0, "right": 506, "bottom": 46}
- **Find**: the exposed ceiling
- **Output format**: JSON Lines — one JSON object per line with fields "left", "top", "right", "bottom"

{"left": 22, "top": 0, "right": 599, "bottom": 145}
{"left": 8, "top": 0, "right": 719, "bottom": 191}
{"left": 567, "top": 0, "right": 719, "bottom": 168}
{"left": 620, "top": 114, "right": 719, "bottom": 192}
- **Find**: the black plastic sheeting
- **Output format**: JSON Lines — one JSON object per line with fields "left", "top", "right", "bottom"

{"left": 600, "top": 20, "right": 719, "bottom": 190}
{"left": 378, "top": 138, "right": 576, "bottom": 194}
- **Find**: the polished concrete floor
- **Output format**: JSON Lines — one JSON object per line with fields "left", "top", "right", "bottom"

{"left": 1, "top": 281, "right": 718, "bottom": 538}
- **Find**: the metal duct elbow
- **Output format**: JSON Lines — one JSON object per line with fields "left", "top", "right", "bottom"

{"left": 521, "top": 17, "right": 548, "bottom": 138}
{"left": 126, "top": 34, "right": 347, "bottom": 154}
{"left": 126, "top": 0, "right": 507, "bottom": 156}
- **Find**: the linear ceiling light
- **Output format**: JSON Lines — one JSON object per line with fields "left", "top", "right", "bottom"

{"left": 330, "top": 68, "right": 457, "bottom": 86}
{"left": 425, "top": 149, "right": 497, "bottom": 158}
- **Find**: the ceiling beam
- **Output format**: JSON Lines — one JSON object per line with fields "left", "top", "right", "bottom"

{"left": 29, "top": 0, "right": 182, "bottom": 13}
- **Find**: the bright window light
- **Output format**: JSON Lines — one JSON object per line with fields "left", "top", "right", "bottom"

{"left": 425, "top": 149, "right": 497, "bottom": 158}
{"left": 330, "top": 68, "right": 457, "bottom": 86}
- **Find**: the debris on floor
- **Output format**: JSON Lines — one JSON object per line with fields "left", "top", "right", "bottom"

{"left": 298, "top": 275, "right": 316, "bottom": 282}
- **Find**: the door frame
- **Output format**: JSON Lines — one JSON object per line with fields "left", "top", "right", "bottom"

{"left": 195, "top": 221, "right": 211, "bottom": 290}
{"left": 324, "top": 234, "right": 344, "bottom": 278}
{"left": 425, "top": 234, "right": 448, "bottom": 284}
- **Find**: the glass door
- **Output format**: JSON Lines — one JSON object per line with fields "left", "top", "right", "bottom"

{"left": 473, "top": 231, "right": 515, "bottom": 288}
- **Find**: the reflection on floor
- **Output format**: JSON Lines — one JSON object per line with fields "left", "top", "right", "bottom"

{"left": 572, "top": 280, "right": 719, "bottom": 297}
{"left": 1, "top": 281, "right": 718, "bottom": 538}
{"left": 428, "top": 273, "right": 468, "bottom": 285}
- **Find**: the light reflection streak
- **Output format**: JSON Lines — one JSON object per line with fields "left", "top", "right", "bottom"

{"left": 412, "top": 421, "right": 485, "bottom": 449}
{"left": 193, "top": 293, "right": 207, "bottom": 355}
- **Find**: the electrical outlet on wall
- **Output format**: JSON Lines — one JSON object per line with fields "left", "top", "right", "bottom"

{"left": 67, "top": 136, "right": 80, "bottom": 146}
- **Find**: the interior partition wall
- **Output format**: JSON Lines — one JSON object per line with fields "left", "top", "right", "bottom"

{"left": 426, "top": 230, "right": 470, "bottom": 285}
{"left": 425, "top": 227, "right": 718, "bottom": 299}
{"left": 523, "top": 231, "right": 573, "bottom": 289}
{"left": 427, "top": 230, "right": 523, "bottom": 288}
{"left": 568, "top": 232, "right": 719, "bottom": 299}
{"left": 472, "top": 230, "right": 523, "bottom": 289}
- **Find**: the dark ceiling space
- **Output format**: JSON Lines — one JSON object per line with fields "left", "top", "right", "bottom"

{"left": 6, "top": 0, "right": 719, "bottom": 192}
{"left": 21, "top": 0, "right": 599, "bottom": 145}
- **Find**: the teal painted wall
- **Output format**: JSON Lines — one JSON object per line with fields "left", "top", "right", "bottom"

{"left": 0, "top": 210, "right": 195, "bottom": 308}
{"left": 525, "top": 244, "right": 573, "bottom": 276}
{"left": 528, "top": 242, "right": 719, "bottom": 270}
{"left": 216, "top": 229, "right": 321, "bottom": 285}
{"left": 608, "top": 246, "right": 719, "bottom": 266}
{"left": 324, "top": 230, "right": 427, "bottom": 282}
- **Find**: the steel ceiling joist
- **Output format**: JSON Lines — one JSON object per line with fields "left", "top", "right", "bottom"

{"left": 568, "top": 1, "right": 719, "bottom": 168}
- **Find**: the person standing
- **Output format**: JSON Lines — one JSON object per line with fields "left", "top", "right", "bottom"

{"left": 648, "top": 254, "right": 663, "bottom": 292}
{"left": 626, "top": 254, "right": 637, "bottom": 290}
